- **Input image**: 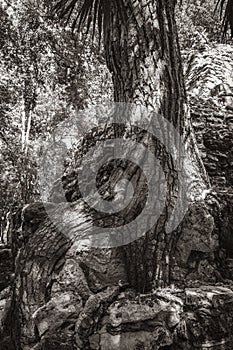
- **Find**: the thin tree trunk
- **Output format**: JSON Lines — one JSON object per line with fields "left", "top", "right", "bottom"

{"left": 25, "top": 110, "right": 32, "bottom": 155}
{"left": 21, "top": 99, "right": 26, "bottom": 152}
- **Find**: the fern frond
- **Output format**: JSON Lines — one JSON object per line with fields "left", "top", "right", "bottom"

{"left": 53, "top": 0, "right": 126, "bottom": 41}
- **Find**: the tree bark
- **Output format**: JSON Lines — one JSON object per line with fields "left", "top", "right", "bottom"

{"left": 101, "top": 0, "right": 210, "bottom": 291}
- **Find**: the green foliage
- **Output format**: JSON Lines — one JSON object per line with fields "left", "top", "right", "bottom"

{"left": 0, "top": 0, "right": 112, "bottom": 240}
{"left": 53, "top": 0, "right": 125, "bottom": 36}
{"left": 52, "top": 0, "right": 233, "bottom": 43}
{"left": 176, "top": 0, "right": 223, "bottom": 49}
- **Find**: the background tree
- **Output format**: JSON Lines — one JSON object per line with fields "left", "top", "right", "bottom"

{"left": 0, "top": 0, "right": 112, "bottom": 245}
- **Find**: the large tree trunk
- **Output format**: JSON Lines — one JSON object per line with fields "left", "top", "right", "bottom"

{"left": 101, "top": 0, "right": 209, "bottom": 291}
